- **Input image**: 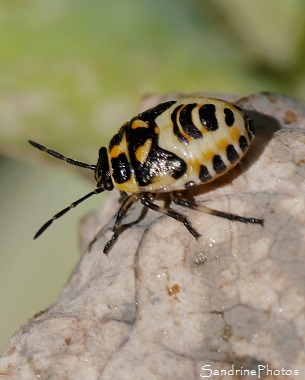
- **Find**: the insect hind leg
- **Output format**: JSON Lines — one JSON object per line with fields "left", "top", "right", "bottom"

{"left": 141, "top": 193, "right": 200, "bottom": 239}
{"left": 172, "top": 192, "right": 264, "bottom": 225}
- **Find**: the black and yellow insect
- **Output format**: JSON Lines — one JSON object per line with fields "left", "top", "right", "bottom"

{"left": 29, "top": 96, "right": 263, "bottom": 254}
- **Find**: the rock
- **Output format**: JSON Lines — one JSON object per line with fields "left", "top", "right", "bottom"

{"left": 1, "top": 93, "right": 304, "bottom": 380}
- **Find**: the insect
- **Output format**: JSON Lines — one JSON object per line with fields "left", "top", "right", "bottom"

{"left": 29, "top": 96, "right": 263, "bottom": 254}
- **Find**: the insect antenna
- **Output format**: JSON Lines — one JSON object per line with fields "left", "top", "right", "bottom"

{"left": 34, "top": 187, "right": 105, "bottom": 239}
{"left": 28, "top": 140, "right": 96, "bottom": 171}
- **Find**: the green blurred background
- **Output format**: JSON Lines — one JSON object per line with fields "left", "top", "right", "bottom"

{"left": 1, "top": 0, "right": 305, "bottom": 354}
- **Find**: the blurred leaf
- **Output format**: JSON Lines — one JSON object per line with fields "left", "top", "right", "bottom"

{"left": 211, "top": 0, "right": 305, "bottom": 67}
{"left": 3, "top": 0, "right": 304, "bottom": 165}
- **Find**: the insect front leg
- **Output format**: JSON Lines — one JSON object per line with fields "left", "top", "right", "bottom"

{"left": 119, "top": 191, "right": 128, "bottom": 203}
{"left": 103, "top": 193, "right": 138, "bottom": 254}
{"left": 141, "top": 192, "right": 200, "bottom": 239}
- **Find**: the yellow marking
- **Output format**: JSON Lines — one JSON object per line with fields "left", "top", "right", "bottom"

{"left": 110, "top": 145, "right": 122, "bottom": 159}
{"left": 131, "top": 119, "right": 149, "bottom": 129}
{"left": 216, "top": 138, "right": 228, "bottom": 152}
{"left": 225, "top": 103, "right": 235, "bottom": 110}
{"left": 148, "top": 172, "right": 177, "bottom": 189}
{"left": 154, "top": 126, "right": 160, "bottom": 134}
{"left": 198, "top": 125, "right": 209, "bottom": 134}
{"left": 189, "top": 157, "right": 201, "bottom": 173}
{"left": 202, "top": 149, "right": 215, "bottom": 162}
{"left": 176, "top": 105, "right": 193, "bottom": 141}
{"left": 115, "top": 177, "right": 139, "bottom": 193}
{"left": 135, "top": 139, "right": 152, "bottom": 163}
{"left": 229, "top": 126, "right": 240, "bottom": 142}
{"left": 181, "top": 130, "right": 192, "bottom": 141}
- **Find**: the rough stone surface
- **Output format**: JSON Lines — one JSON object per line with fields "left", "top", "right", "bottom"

{"left": 1, "top": 93, "right": 305, "bottom": 379}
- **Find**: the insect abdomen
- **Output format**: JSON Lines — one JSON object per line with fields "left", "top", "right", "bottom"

{"left": 148, "top": 97, "right": 255, "bottom": 192}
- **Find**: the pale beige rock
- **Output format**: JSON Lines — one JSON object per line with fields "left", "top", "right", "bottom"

{"left": 1, "top": 93, "right": 305, "bottom": 379}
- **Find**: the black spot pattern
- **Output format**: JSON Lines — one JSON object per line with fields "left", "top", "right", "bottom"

{"left": 179, "top": 104, "right": 202, "bottom": 139}
{"left": 109, "top": 124, "right": 126, "bottom": 151}
{"left": 111, "top": 153, "right": 131, "bottom": 184}
{"left": 171, "top": 105, "right": 188, "bottom": 144}
{"left": 199, "top": 104, "right": 218, "bottom": 131}
{"left": 213, "top": 155, "right": 227, "bottom": 174}
{"left": 199, "top": 165, "right": 212, "bottom": 182}
{"left": 226, "top": 144, "right": 240, "bottom": 164}
{"left": 140, "top": 149, "right": 187, "bottom": 184}
{"left": 137, "top": 101, "right": 176, "bottom": 121}
{"left": 224, "top": 108, "right": 235, "bottom": 127}
{"left": 239, "top": 135, "right": 248, "bottom": 152}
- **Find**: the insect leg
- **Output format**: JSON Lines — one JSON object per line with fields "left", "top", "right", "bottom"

{"left": 119, "top": 191, "right": 128, "bottom": 203}
{"left": 141, "top": 193, "right": 200, "bottom": 239}
{"left": 172, "top": 192, "right": 264, "bottom": 225}
{"left": 103, "top": 193, "right": 138, "bottom": 254}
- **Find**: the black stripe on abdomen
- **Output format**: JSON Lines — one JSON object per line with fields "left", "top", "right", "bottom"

{"left": 199, "top": 104, "right": 219, "bottom": 131}
{"left": 213, "top": 155, "right": 227, "bottom": 174}
{"left": 226, "top": 144, "right": 240, "bottom": 164}
{"left": 179, "top": 104, "right": 202, "bottom": 139}
{"left": 171, "top": 105, "right": 188, "bottom": 144}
